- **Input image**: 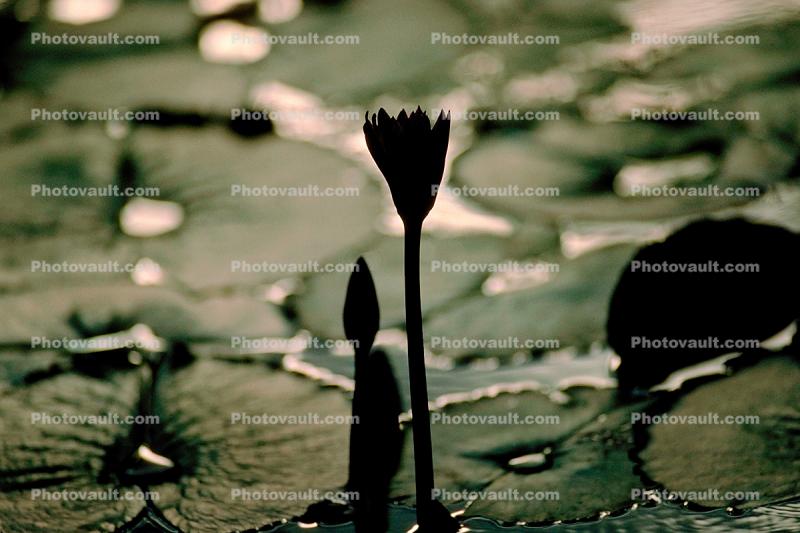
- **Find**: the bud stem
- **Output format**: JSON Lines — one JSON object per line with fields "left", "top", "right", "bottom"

{"left": 403, "top": 217, "right": 436, "bottom": 527}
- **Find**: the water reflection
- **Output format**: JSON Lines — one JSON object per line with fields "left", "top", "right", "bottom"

{"left": 199, "top": 20, "right": 270, "bottom": 64}
{"left": 614, "top": 153, "right": 716, "bottom": 197}
{"left": 560, "top": 221, "right": 676, "bottom": 258}
{"left": 48, "top": 0, "right": 120, "bottom": 24}
{"left": 119, "top": 198, "right": 185, "bottom": 238}
{"left": 190, "top": 0, "right": 252, "bottom": 17}
{"left": 259, "top": 0, "right": 303, "bottom": 24}
{"left": 132, "top": 257, "right": 165, "bottom": 286}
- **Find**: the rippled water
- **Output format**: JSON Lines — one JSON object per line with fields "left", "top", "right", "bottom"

{"left": 252, "top": 500, "right": 800, "bottom": 532}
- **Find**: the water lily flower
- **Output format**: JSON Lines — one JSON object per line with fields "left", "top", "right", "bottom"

{"left": 364, "top": 107, "right": 458, "bottom": 532}
{"left": 363, "top": 107, "right": 450, "bottom": 224}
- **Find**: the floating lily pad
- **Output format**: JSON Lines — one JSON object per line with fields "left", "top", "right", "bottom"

{"left": 0, "top": 92, "right": 48, "bottom": 141}
{"left": 390, "top": 386, "right": 616, "bottom": 505}
{"left": 45, "top": 50, "right": 247, "bottom": 114}
{"left": 295, "top": 234, "right": 510, "bottom": 339}
{"left": 0, "top": 123, "right": 117, "bottom": 239}
{"left": 147, "top": 360, "right": 352, "bottom": 531}
{"left": 21, "top": 0, "right": 194, "bottom": 64}
{"left": 0, "top": 123, "right": 143, "bottom": 290}
{"left": 639, "top": 355, "right": 800, "bottom": 509}
{"left": 0, "top": 284, "right": 291, "bottom": 344}
{"left": 464, "top": 400, "right": 649, "bottom": 523}
{"left": 646, "top": 24, "right": 800, "bottom": 92}
{"left": 531, "top": 119, "right": 719, "bottom": 165}
{"left": 0, "top": 371, "right": 145, "bottom": 532}
{"left": 607, "top": 218, "right": 800, "bottom": 391}
{"left": 452, "top": 127, "right": 741, "bottom": 222}
{"left": 728, "top": 86, "right": 800, "bottom": 142}
{"left": 0, "top": 350, "right": 64, "bottom": 392}
{"left": 249, "top": 0, "right": 469, "bottom": 103}
{"left": 424, "top": 244, "right": 638, "bottom": 358}
{"left": 128, "top": 127, "right": 383, "bottom": 291}
{"left": 717, "top": 136, "right": 796, "bottom": 188}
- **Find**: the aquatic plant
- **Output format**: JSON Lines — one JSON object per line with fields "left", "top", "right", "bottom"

{"left": 364, "top": 107, "right": 457, "bottom": 531}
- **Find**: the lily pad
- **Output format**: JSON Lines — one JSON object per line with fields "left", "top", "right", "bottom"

{"left": 390, "top": 386, "right": 616, "bottom": 505}
{"left": 0, "top": 123, "right": 117, "bottom": 239}
{"left": 607, "top": 218, "right": 800, "bottom": 391}
{"left": 129, "top": 127, "right": 383, "bottom": 291}
{"left": 424, "top": 244, "right": 638, "bottom": 358}
{"left": 728, "top": 86, "right": 800, "bottom": 143}
{"left": 146, "top": 360, "right": 353, "bottom": 532}
{"left": 0, "top": 123, "right": 145, "bottom": 290}
{"left": 45, "top": 50, "right": 247, "bottom": 114}
{"left": 0, "top": 284, "right": 292, "bottom": 344}
{"left": 249, "top": 0, "right": 469, "bottom": 103}
{"left": 464, "top": 399, "right": 649, "bottom": 523}
{"left": 716, "top": 136, "right": 796, "bottom": 188}
{"left": 294, "top": 234, "right": 510, "bottom": 339}
{"left": 21, "top": 0, "right": 195, "bottom": 63}
{"left": 0, "top": 371, "right": 146, "bottom": 532}
{"left": 0, "top": 350, "right": 65, "bottom": 392}
{"left": 452, "top": 127, "right": 742, "bottom": 222}
{"left": 639, "top": 354, "right": 800, "bottom": 509}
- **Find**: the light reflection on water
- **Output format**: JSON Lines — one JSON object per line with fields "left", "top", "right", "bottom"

{"left": 560, "top": 220, "right": 676, "bottom": 258}
{"left": 614, "top": 153, "right": 716, "bottom": 197}
{"left": 259, "top": 0, "right": 303, "bottom": 24}
{"left": 48, "top": 0, "right": 120, "bottom": 25}
{"left": 190, "top": 0, "right": 251, "bottom": 17}
{"left": 199, "top": 20, "right": 270, "bottom": 64}
{"left": 264, "top": 500, "right": 800, "bottom": 532}
{"left": 119, "top": 198, "right": 185, "bottom": 238}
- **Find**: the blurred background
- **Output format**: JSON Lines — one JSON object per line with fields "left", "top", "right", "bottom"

{"left": 1, "top": 0, "right": 799, "bottom": 531}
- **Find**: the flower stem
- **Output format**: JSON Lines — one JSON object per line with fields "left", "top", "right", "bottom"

{"left": 403, "top": 218, "right": 435, "bottom": 525}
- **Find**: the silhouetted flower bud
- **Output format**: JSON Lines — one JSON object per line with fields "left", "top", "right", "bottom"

{"left": 363, "top": 107, "right": 450, "bottom": 223}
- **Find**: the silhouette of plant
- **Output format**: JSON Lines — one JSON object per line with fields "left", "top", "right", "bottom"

{"left": 364, "top": 108, "right": 458, "bottom": 532}
{"left": 343, "top": 257, "right": 404, "bottom": 532}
